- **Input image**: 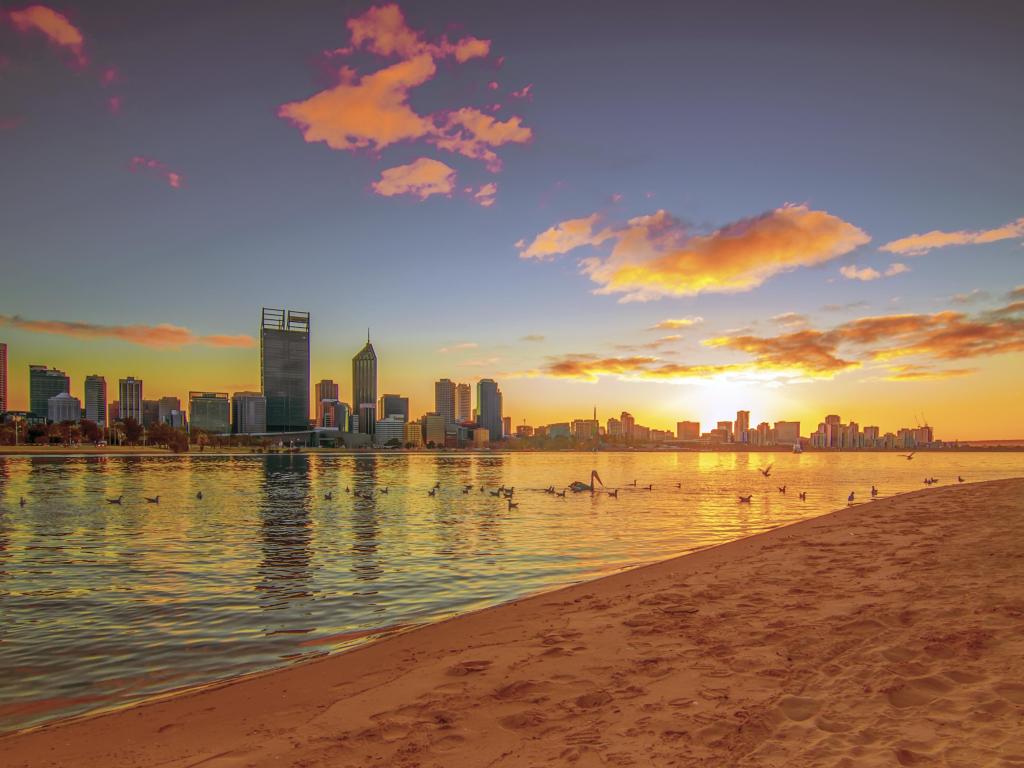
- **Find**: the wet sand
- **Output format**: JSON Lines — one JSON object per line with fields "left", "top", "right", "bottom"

{"left": 5, "top": 478, "right": 1024, "bottom": 767}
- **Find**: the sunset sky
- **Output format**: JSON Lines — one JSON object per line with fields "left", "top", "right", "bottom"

{"left": 1, "top": 1, "right": 1022, "bottom": 438}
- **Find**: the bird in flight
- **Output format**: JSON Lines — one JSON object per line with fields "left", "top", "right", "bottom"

{"left": 899, "top": 452, "right": 915, "bottom": 460}
{"left": 738, "top": 495, "right": 752, "bottom": 503}
{"left": 759, "top": 464, "right": 774, "bottom": 477}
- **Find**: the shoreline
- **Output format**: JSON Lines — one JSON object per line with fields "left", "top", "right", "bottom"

{"left": 4, "top": 478, "right": 1024, "bottom": 766}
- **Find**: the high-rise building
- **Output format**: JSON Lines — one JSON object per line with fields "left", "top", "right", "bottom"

{"left": 824, "top": 414, "right": 841, "bottom": 448}
{"left": 379, "top": 393, "right": 409, "bottom": 421}
{"left": 716, "top": 420, "right": 734, "bottom": 442}
{"left": 29, "top": 365, "right": 70, "bottom": 418}
{"left": 48, "top": 392, "right": 81, "bottom": 423}
{"left": 374, "top": 414, "right": 406, "bottom": 445}
{"left": 455, "top": 382, "right": 471, "bottom": 422}
{"left": 158, "top": 396, "right": 181, "bottom": 424}
{"left": 142, "top": 399, "right": 160, "bottom": 428}
{"left": 189, "top": 392, "right": 230, "bottom": 434}
{"left": 0, "top": 342, "right": 7, "bottom": 413}
{"left": 232, "top": 391, "right": 267, "bottom": 434}
{"left": 620, "top": 411, "right": 635, "bottom": 441}
{"left": 676, "top": 421, "right": 700, "bottom": 440}
{"left": 502, "top": 416, "right": 512, "bottom": 438}
{"left": 108, "top": 401, "right": 120, "bottom": 424}
{"left": 84, "top": 375, "right": 107, "bottom": 426}
{"left": 404, "top": 421, "right": 423, "bottom": 447}
{"left": 607, "top": 417, "right": 622, "bottom": 438}
{"left": 734, "top": 410, "right": 750, "bottom": 443}
{"left": 422, "top": 412, "right": 445, "bottom": 446}
{"left": 352, "top": 332, "right": 377, "bottom": 435}
{"left": 435, "top": 379, "right": 456, "bottom": 425}
{"left": 118, "top": 377, "right": 143, "bottom": 422}
{"left": 260, "top": 308, "right": 310, "bottom": 432}
{"left": 475, "top": 378, "right": 502, "bottom": 441}
{"left": 314, "top": 379, "right": 338, "bottom": 425}
{"left": 571, "top": 418, "right": 598, "bottom": 441}
{"left": 774, "top": 421, "right": 801, "bottom": 446}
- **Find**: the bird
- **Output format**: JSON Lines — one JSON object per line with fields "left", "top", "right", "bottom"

{"left": 19, "top": 496, "right": 26, "bottom": 507}
{"left": 379, "top": 487, "right": 389, "bottom": 494}
{"left": 958, "top": 476, "right": 965, "bottom": 483}
{"left": 871, "top": 485, "right": 878, "bottom": 497}
{"left": 464, "top": 484, "right": 474, "bottom": 491}
{"left": 106, "top": 495, "right": 123, "bottom": 505}
{"left": 798, "top": 492, "right": 807, "bottom": 501}
{"left": 675, "top": 482, "right": 682, "bottom": 489}
{"left": 847, "top": 491, "right": 855, "bottom": 503}
{"left": 778, "top": 485, "right": 787, "bottom": 494}
{"left": 569, "top": 470, "right": 603, "bottom": 493}
{"left": 738, "top": 495, "right": 752, "bottom": 503}
{"left": 629, "top": 479, "right": 637, "bottom": 487}
{"left": 507, "top": 498, "right": 519, "bottom": 510}
{"left": 644, "top": 484, "right": 654, "bottom": 491}
{"left": 899, "top": 452, "right": 915, "bottom": 460}
{"left": 428, "top": 488, "right": 436, "bottom": 497}
{"left": 608, "top": 489, "right": 619, "bottom": 498}
{"left": 462, "top": 488, "right": 470, "bottom": 494}
{"left": 490, "top": 490, "right": 501, "bottom": 497}
{"left": 433, "top": 481, "right": 441, "bottom": 490}
{"left": 544, "top": 486, "right": 556, "bottom": 495}
{"left": 759, "top": 464, "right": 774, "bottom": 477}
{"left": 324, "top": 492, "right": 333, "bottom": 500}
{"left": 144, "top": 495, "right": 159, "bottom": 504}
{"left": 480, "top": 486, "right": 485, "bottom": 493}
{"left": 556, "top": 490, "right": 567, "bottom": 498}
{"left": 196, "top": 491, "right": 203, "bottom": 500}
{"left": 345, "top": 486, "right": 350, "bottom": 493}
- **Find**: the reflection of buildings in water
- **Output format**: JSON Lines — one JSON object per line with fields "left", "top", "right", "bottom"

{"left": 257, "top": 454, "right": 313, "bottom": 608}
{"left": 349, "top": 454, "right": 382, "bottom": 583}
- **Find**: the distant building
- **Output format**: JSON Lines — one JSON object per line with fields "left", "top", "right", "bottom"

{"left": 774, "top": 421, "right": 800, "bottom": 446}
{"left": 404, "top": 421, "right": 423, "bottom": 446}
{"left": 515, "top": 424, "right": 534, "bottom": 438}
{"left": 435, "top": 379, "right": 456, "bottom": 426}
{"left": 676, "top": 421, "right": 699, "bottom": 441}
{"left": 118, "top": 377, "right": 143, "bottom": 423}
{"left": 469, "top": 426, "right": 490, "bottom": 447}
{"left": 84, "top": 375, "right": 107, "bottom": 426}
{"left": 374, "top": 415, "right": 406, "bottom": 445}
{"left": 455, "top": 382, "right": 471, "bottom": 422}
{"left": 716, "top": 420, "right": 733, "bottom": 442}
{"left": 620, "top": 411, "right": 635, "bottom": 441}
{"left": 547, "top": 422, "right": 571, "bottom": 440}
{"left": 422, "top": 412, "right": 446, "bottom": 446}
{"left": 158, "top": 396, "right": 181, "bottom": 424}
{"left": 735, "top": 410, "right": 750, "bottom": 443}
{"left": 189, "top": 391, "right": 230, "bottom": 434}
{"left": 261, "top": 308, "right": 310, "bottom": 432}
{"left": 30, "top": 365, "right": 70, "bottom": 418}
{"left": 166, "top": 410, "right": 187, "bottom": 430}
{"left": 352, "top": 333, "right": 377, "bottom": 436}
{"left": 502, "top": 416, "right": 512, "bottom": 438}
{"left": 314, "top": 379, "right": 338, "bottom": 426}
{"left": 232, "top": 391, "right": 267, "bottom": 434}
{"left": 863, "top": 425, "right": 880, "bottom": 446}
{"left": 379, "top": 393, "right": 409, "bottom": 422}
{"left": 0, "top": 342, "right": 7, "bottom": 413}
{"left": 571, "top": 418, "right": 599, "bottom": 441}
{"left": 475, "top": 378, "right": 502, "bottom": 441}
{"left": 142, "top": 399, "right": 160, "bottom": 428}
{"left": 48, "top": 392, "right": 81, "bottom": 423}
{"left": 607, "top": 417, "right": 622, "bottom": 438}
{"left": 108, "top": 400, "right": 120, "bottom": 424}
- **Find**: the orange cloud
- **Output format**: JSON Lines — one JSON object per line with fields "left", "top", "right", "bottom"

{"left": 884, "top": 364, "right": 979, "bottom": 381}
{"left": 130, "top": 156, "right": 182, "bottom": 189}
{"left": 881, "top": 216, "right": 1024, "bottom": 255}
{"left": 9, "top": 5, "right": 86, "bottom": 66}
{"left": 372, "top": 157, "right": 456, "bottom": 199}
{"left": 473, "top": 182, "right": 497, "bottom": 207}
{"left": 0, "top": 315, "right": 256, "bottom": 349}
{"left": 648, "top": 316, "right": 704, "bottom": 330}
{"left": 510, "top": 84, "right": 533, "bottom": 100}
{"left": 432, "top": 108, "right": 532, "bottom": 171}
{"left": 341, "top": 4, "right": 490, "bottom": 62}
{"left": 885, "top": 262, "right": 910, "bottom": 276}
{"left": 840, "top": 264, "right": 880, "bottom": 281}
{"left": 704, "top": 330, "right": 861, "bottom": 377}
{"left": 516, "top": 213, "right": 614, "bottom": 260}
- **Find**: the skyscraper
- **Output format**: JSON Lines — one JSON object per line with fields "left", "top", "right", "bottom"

{"left": 189, "top": 392, "right": 230, "bottom": 434}
{"left": 118, "top": 377, "right": 143, "bottom": 422}
{"left": 352, "top": 332, "right": 377, "bottom": 435}
{"left": 434, "top": 378, "right": 456, "bottom": 425}
{"left": 29, "top": 365, "right": 70, "bottom": 418}
{"left": 232, "top": 391, "right": 267, "bottom": 434}
{"left": 260, "top": 308, "right": 310, "bottom": 432}
{"left": 455, "top": 382, "right": 471, "bottom": 422}
{"left": 475, "top": 378, "right": 503, "bottom": 441}
{"left": 735, "top": 410, "right": 750, "bottom": 443}
{"left": 0, "top": 342, "right": 7, "bottom": 413}
{"left": 379, "top": 394, "right": 409, "bottom": 421}
{"left": 84, "top": 375, "right": 107, "bottom": 426}
{"left": 314, "top": 379, "right": 338, "bottom": 426}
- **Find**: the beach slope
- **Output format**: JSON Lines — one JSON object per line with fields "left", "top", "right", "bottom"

{"left": 5, "top": 479, "right": 1024, "bottom": 767}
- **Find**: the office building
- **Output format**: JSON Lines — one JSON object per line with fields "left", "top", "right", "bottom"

{"left": 319, "top": 399, "right": 350, "bottom": 430}
{"left": 676, "top": 421, "right": 700, "bottom": 440}
{"left": 548, "top": 422, "right": 571, "bottom": 440}
{"left": 0, "top": 342, "right": 7, "bottom": 413}
{"left": 158, "top": 396, "right": 181, "bottom": 424}
{"left": 30, "top": 365, "right": 70, "bottom": 418}
{"left": 314, "top": 379, "right": 338, "bottom": 426}
{"left": 352, "top": 332, "right": 377, "bottom": 435}
{"left": 166, "top": 410, "right": 187, "bottom": 429}
{"left": 435, "top": 379, "right": 456, "bottom": 425}
{"left": 374, "top": 414, "right": 406, "bottom": 445}
{"left": 84, "top": 375, "right": 106, "bottom": 426}
{"left": 189, "top": 391, "right": 230, "bottom": 434}
{"left": 475, "top": 378, "right": 502, "bottom": 441}
{"left": 734, "top": 410, "right": 750, "bottom": 443}
{"left": 232, "top": 391, "right": 267, "bottom": 434}
{"left": 48, "top": 392, "right": 81, "bottom": 423}
{"left": 379, "top": 393, "right": 409, "bottom": 421}
{"left": 715, "top": 420, "right": 734, "bottom": 442}
{"left": 502, "top": 416, "right": 511, "bottom": 438}
{"left": 261, "top": 308, "right": 310, "bottom": 432}
{"left": 774, "top": 420, "right": 801, "bottom": 446}
{"left": 620, "top": 412, "right": 635, "bottom": 441}
{"left": 572, "top": 418, "right": 599, "bottom": 441}
{"left": 422, "top": 412, "right": 446, "bottom": 446}
{"left": 118, "top": 377, "right": 143, "bottom": 422}
{"left": 142, "top": 399, "right": 160, "bottom": 428}
{"left": 109, "top": 401, "right": 120, "bottom": 424}
{"left": 455, "top": 382, "right": 471, "bottom": 422}
{"left": 404, "top": 421, "right": 423, "bottom": 447}
{"left": 515, "top": 424, "right": 534, "bottom": 437}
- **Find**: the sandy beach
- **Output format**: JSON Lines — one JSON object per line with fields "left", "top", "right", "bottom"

{"left": 4, "top": 478, "right": 1023, "bottom": 767}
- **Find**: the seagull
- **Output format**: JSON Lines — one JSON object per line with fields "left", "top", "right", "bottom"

{"left": 675, "top": 482, "right": 682, "bottom": 489}
{"left": 433, "top": 481, "right": 441, "bottom": 490}
{"left": 556, "top": 490, "right": 567, "bottom": 498}
{"left": 871, "top": 485, "right": 878, "bottom": 497}
{"left": 958, "top": 476, "right": 965, "bottom": 483}
{"left": 464, "top": 484, "right": 474, "bottom": 491}
{"left": 106, "top": 495, "right": 123, "bottom": 505}
{"left": 899, "top": 452, "right": 915, "bottom": 460}
{"left": 608, "top": 489, "right": 619, "bottom": 498}
{"left": 630, "top": 480, "right": 637, "bottom": 487}
{"left": 507, "top": 498, "right": 519, "bottom": 510}
{"left": 324, "top": 492, "right": 333, "bottom": 500}
{"left": 490, "top": 490, "right": 501, "bottom": 497}
{"left": 196, "top": 491, "right": 203, "bottom": 500}
{"left": 428, "top": 488, "right": 436, "bottom": 497}
{"left": 144, "top": 495, "right": 159, "bottom": 504}
{"left": 379, "top": 487, "right": 389, "bottom": 494}
{"left": 738, "top": 495, "right": 752, "bottom": 503}
{"left": 645, "top": 484, "right": 654, "bottom": 491}
{"left": 760, "top": 464, "right": 774, "bottom": 478}
{"left": 798, "top": 492, "right": 807, "bottom": 501}
{"left": 778, "top": 485, "right": 787, "bottom": 494}
{"left": 848, "top": 491, "right": 855, "bottom": 503}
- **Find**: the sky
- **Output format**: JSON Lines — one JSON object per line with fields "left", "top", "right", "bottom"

{"left": 1, "top": 0, "right": 1022, "bottom": 439}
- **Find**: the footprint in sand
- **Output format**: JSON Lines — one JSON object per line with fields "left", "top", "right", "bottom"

{"left": 499, "top": 710, "right": 546, "bottom": 730}
{"left": 994, "top": 681, "right": 1024, "bottom": 704}
{"left": 777, "top": 696, "right": 820, "bottom": 721}
{"left": 447, "top": 659, "right": 492, "bottom": 676}
{"left": 575, "top": 691, "right": 613, "bottom": 709}
{"left": 494, "top": 680, "right": 542, "bottom": 701}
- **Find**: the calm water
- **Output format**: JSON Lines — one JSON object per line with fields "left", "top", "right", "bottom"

{"left": 0, "top": 451, "right": 1021, "bottom": 732}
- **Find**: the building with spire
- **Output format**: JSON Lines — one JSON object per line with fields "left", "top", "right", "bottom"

{"left": 352, "top": 330, "right": 377, "bottom": 436}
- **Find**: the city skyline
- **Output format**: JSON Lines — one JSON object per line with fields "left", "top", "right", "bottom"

{"left": 1, "top": 2, "right": 1022, "bottom": 439}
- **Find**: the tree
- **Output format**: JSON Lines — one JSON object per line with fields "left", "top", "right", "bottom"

{"left": 80, "top": 419, "right": 101, "bottom": 444}
{"left": 194, "top": 431, "right": 209, "bottom": 452}
{"left": 167, "top": 430, "right": 189, "bottom": 453}
{"left": 385, "top": 437, "right": 401, "bottom": 448}
{"left": 121, "top": 418, "right": 144, "bottom": 445}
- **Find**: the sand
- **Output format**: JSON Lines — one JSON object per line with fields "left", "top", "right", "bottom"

{"left": 4, "top": 478, "right": 1024, "bottom": 767}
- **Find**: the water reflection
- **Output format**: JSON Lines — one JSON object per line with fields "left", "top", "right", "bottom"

{"left": 257, "top": 455, "right": 313, "bottom": 610}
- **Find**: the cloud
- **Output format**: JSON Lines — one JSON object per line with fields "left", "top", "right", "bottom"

{"left": 705, "top": 329, "right": 861, "bottom": 377}
{"left": 516, "top": 213, "right": 615, "bottom": 260}
{"left": 439, "top": 342, "right": 479, "bottom": 353}
{"left": 881, "top": 216, "right": 1024, "bottom": 255}
{"left": 772, "top": 312, "right": 807, "bottom": 327}
{"left": 520, "top": 334, "right": 545, "bottom": 342}
{"left": 9, "top": 5, "right": 87, "bottom": 67}
{"left": 840, "top": 264, "right": 881, "bottom": 281}
{"left": 884, "top": 364, "right": 979, "bottom": 381}
{"left": 648, "top": 316, "right": 704, "bottom": 330}
{"left": 0, "top": 315, "right": 255, "bottom": 348}
{"left": 949, "top": 288, "right": 990, "bottom": 305}
{"left": 130, "top": 156, "right": 182, "bottom": 189}
{"left": 339, "top": 3, "right": 490, "bottom": 62}
{"left": 1009, "top": 285, "right": 1024, "bottom": 301}
{"left": 821, "top": 300, "right": 870, "bottom": 312}
{"left": 473, "top": 182, "right": 497, "bottom": 207}
{"left": 432, "top": 108, "right": 531, "bottom": 171}
{"left": 615, "top": 334, "right": 684, "bottom": 352}
{"left": 510, "top": 84, "right": 533, "bottom": 100}
{"left": 522, "top": 204, "right": 869, "bottom": 300}
{"left": 372, "top": 157, "right": 456, "bottom": 199}
{"left": 885, "top": 262, "right": 910, "bottom": 276}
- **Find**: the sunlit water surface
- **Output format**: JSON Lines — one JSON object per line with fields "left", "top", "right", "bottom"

{"left": 0, "top": 451, "right": 1021, "bottom": 732}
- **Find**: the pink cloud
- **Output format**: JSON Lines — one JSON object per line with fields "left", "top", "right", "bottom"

{"left": 473, "top": 182, "right": 497, "bottom": 207}
{"left": 0, "top": 315, "right": 255, "bottom": 349}
{"left": 106, "top": 95, "right": 122, "bottom": 114}
{"left": 371, "top": 157, "right": 456, "bottom": 199}
{"left": 130, "top": 156, "right": 183, "bottom": 189}
{"left": 8, "top": 5, "right": 87, "bottom": 67}
{"left": 487, "top": 80, "right": 499, "bottom": 90}
{"left": 510, "top": 84, "right": 533, "bottom": 100}
{"left": 881, "top": 216, "right": 1024, "bottom": 255}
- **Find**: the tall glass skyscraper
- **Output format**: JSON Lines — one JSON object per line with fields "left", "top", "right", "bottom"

{"left": 84, "top": 375, "right": 107, "bottom": 426}
{"left": 260, "top": 308, "right": 310, "bottom": 432}
{"left": 352, "top": 333, "right": 377, "bottom": 435}
{"left": 29, "top": 365, "right": 70, "bottom": 418}
{"left": 434, "top": 378, "right": 456, "bottom": 426}
{"left": 475, "top": 378, "right": 503, "bottom": 441}
{"left": 0, "top": 342, "right": 7, "bottom": 413}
